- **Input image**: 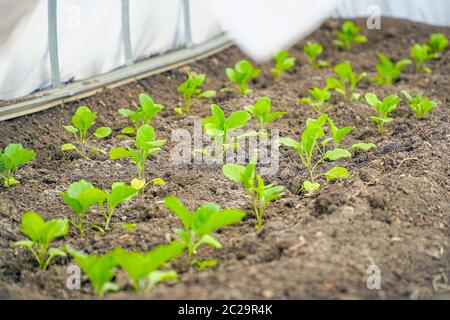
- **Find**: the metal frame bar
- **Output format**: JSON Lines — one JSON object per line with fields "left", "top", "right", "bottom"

{"left": 48, "top": 0, "right": 61, "bottom": 87}
{"left": 121, "top": 0, "right": 133, "bottom": 65}
{"left": 0, "top": 35, "right": 231, "bottom": 122}
{"left": 183, "top": 0, "right": 193, "bottom": 47}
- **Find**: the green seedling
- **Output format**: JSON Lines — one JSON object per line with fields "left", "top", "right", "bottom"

{"left": 226, "top": 60, "right": 261, "bottom": 95}
{"left": 364, "top": 93, "right": 401, "bottom": 134}
{"left": 100, "top": 182, "right": 138, "bottom": 230}
{"left": 244, "top": 97, "right": 286, "bottom": 130}
{"left": 411, "top": 44, "right": 436, "bottom": 73}
{"left": 303, "top": 42, "right": 329, "bottom": 68}
{"left": 197, "top": 104, "right": 252, "bottom": 158}
{"left": 372, "top": 53, "right": 411, "bottom": 85}
{"left": 113, "top": 241, "right": 184, "bottom": 292}
{"left": 11, "top": 211, "right": 68, "bottom": 270}
{"left": 0, "top": 143, "right": 36, "bottom": 187}
{"left": 110, "top": 124, "right": 166, "bottom": 179}
{"left": 164, "top": 196, "right": 245, "bottom": 267}
{"left": 298, "top": 87, "right": 332, "bottom": 114}
{"left": 402, "top": 91, "right": 439, "bottom": 117}
{"left": 279, "top": 114, "right": 374, "bottom": 194}
{"left": 427, "top": 33, "right": 449, "bottom": 56}
{"left": 65, "top": 246, "right": 119, "bottom": 297}
{"left": 222, "top": 156, "right": 284, "bottom": 230}
{"left": 60, "top": 179, "right": 107, "bottom": 234}
{"left": 176, "top": 72, "right": 216, "bottom": 114}
{"left": 333, "top": 21, "right": 367, "bottom": 50}
{"left": 118, "top": 94, "right": 163, "bottom": 135}
{"left": 272, "top": 50, "right": 296, "bottom": 81}
{"left": 62, "top": 106, "right": 111, "bottom": 158}
{"left": 326, "top": 61, "right": 367, "bottom": 100}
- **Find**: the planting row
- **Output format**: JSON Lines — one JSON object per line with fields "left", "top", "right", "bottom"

{"left": 1, "top": 21, "right": 447, "bottom": 296}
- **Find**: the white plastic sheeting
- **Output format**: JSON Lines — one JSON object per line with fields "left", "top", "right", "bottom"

{"left": 0, "top": 0, "right": 449, "bottom": 100}
{"left": 205, "top": 0, "right": 450, "bottom": 61}
{"left": 0, "top": 0, "right": 223, "bottom": 100}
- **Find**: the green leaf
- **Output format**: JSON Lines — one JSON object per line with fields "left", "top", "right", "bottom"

{"left": 11, "top": 239, "right": 34, "bottom": 250}
{"left": 164, "top": 196, "right": 192, "bottom": 230}
{"left": 224, "top": 111, "right": 251, "bottom": 130}
{"left": 108, "top": 184, "right": 137, "bottom": 212}
{"left": 151, "top": 178, "right": 166, "bottom": 186}
{"left": 2, "top": 144, "right": 36, "bottom": 171}
{"left": 222, "top": 163, "right": 246, "bottom": 183}
{"left": 131, "top": 178, "right": 146, "bottom": 190}
{"left": 64, "top": 125, "right": 78, "bottom": 134}
{"left": 72, "top": 106, "right": 96, "bottom": 136}
{"left": 324, "top": 167, "right": 350, "bottom": 182}
{"left": 196, "top": 234, "right": 222, "bottom": 249}
{"left": 197, "top": 90, "right": 216, "bottom": 99}
{"left": 110, "top": 147, "right": 130, "bottom": 160}
{"left": 195, "top": 209, "right": 245, "bottom": 236}
{"left": 325, "top": 148, "right": 352, "bottom": 161}
{"left": 123, "top": 223, "right": 136, "bottom": 231}
{"left": 94, "top": 127, "right": 112, "bottom": 138}
{"left": 194, "top": 259, "right": 217, "bottom": 270}
{"left": 20, "top": 211, "right": 46, "bottom": 242}
{"left": 303, "top": 181, "right": 320, "bottom": 193}
{"left": 61, "top": 143, "right": 77, "bottom": 151}
{"left": 351, "top": 143, "right": 376, "bottom": 151}
{"left": 365, "top": 93, "right": 380, "bottom": 107}
{"left": 66, "top": 247, "right": 118, "bottom": 297}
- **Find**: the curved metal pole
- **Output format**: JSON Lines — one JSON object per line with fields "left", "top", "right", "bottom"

{"left": 122, "top": 0, "right": 133, "bottom": 65}
{"left": 48, "top": 0, "right": 61, "bottom": 87}
{"left": 183, "top": 0, "right": 193, "bottom": 47}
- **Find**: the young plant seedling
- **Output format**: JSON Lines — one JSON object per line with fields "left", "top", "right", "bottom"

{"left": 65, "top": 246, "right": 119, "bottom": 297}
{"left": 411, "top": 44, "right": 435, "bottom": 73}
{"left": 100, "top": 182, "right": 138, "bottom": 230}
{"left": 11, "top": 211, "right": 68, "bottom": 270}
{"left": 118, "top": 94, "right": 163, "bottom": 135}
{"left": 0, "top": 143, "right": 36, "bottom": 187}
{"left": 226, "top": 60, "right": 261, "bottom": 95}
{"left": 60, "top": 179, "right": 107, "bottom": 234}
{"left": 113, "top": 241, "right": 184, "bottom": 292}
{"left": 222, "top": 156, "right": 284, "bottom": 230}
{"left": 427, "top": 33, "right": 449, "bottom": 56}
{"left": 279, "top": 114, "right": 374, "bottom": 194}
{"left": 364, "top": 93, "right": 401, "bottom": 134}
{"left": 272, "top": 50, "right": 296, "bottom": 81}
{"left": 110, "top": 124, "right": 166, "bottom": 179}
{"left": 298, "top": 87, "right": 332, "bottom": 114}
{"left": 176, "top": 72, "right": 216, "bottom": 114}
{"left": 164, "top": 196, "right": 245, "bottom": 268}
{"left": 402, "top": 91, "right": 439, "bottom": 117}
{"left": 62, "top": 106, "right": 111, "bottom": 158}
{"left": 333, "top": 21, "right": 367, "bottom": 50}
{"left": 326, "top": 61, "right": 367, "bottom": 100}
{"left": 303, "top": 42, "right": 329, "bottom": 68}
{"left": 244, "top": 97, "right": 287, "bottom": 130}
{"left": 197, "top": 104, "right": 252, "bottom": 158}
{"left": 372, "top": 53, "right": 412, "bottom": 85}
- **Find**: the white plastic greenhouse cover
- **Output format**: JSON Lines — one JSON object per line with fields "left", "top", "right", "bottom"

{"left": 0, "top": 0, "right": 449, "bottom": 100}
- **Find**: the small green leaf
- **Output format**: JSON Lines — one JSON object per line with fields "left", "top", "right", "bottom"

{"left": 151, "top": 178, "right": 166, "bottom": 186}
{"left": 303, "top": 181, "right": 320, "bottom": 193}
{"left": 351, "top": 143, "right": 376, "bottom": 151}
{"left": 197, "top": 90, "right": 216, "bottom": 99}
{"left": 61, "top": 143, "right": 77, "bottom": 151}
{"left": 324, "top": 167, "right": 350, "bottom": 182}
{"left": 325, "top": 149, "right": 352, "bottom": 161}
{"left": 110, "top": 147, "right": 130, "bottom": 160}
{"left": 94, "top": 127, "right": 112, "bottom": 138}
{"left": 121, "top": 127, "right": 135, "bottom": 135}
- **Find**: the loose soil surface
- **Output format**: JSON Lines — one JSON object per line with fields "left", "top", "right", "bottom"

{"left": 0, "top": 18, "right": 449, "bottom": 300}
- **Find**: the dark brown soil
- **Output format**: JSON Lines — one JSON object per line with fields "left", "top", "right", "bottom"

{"left": 0, "top": 18, "right": 449, "bottom": 300}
